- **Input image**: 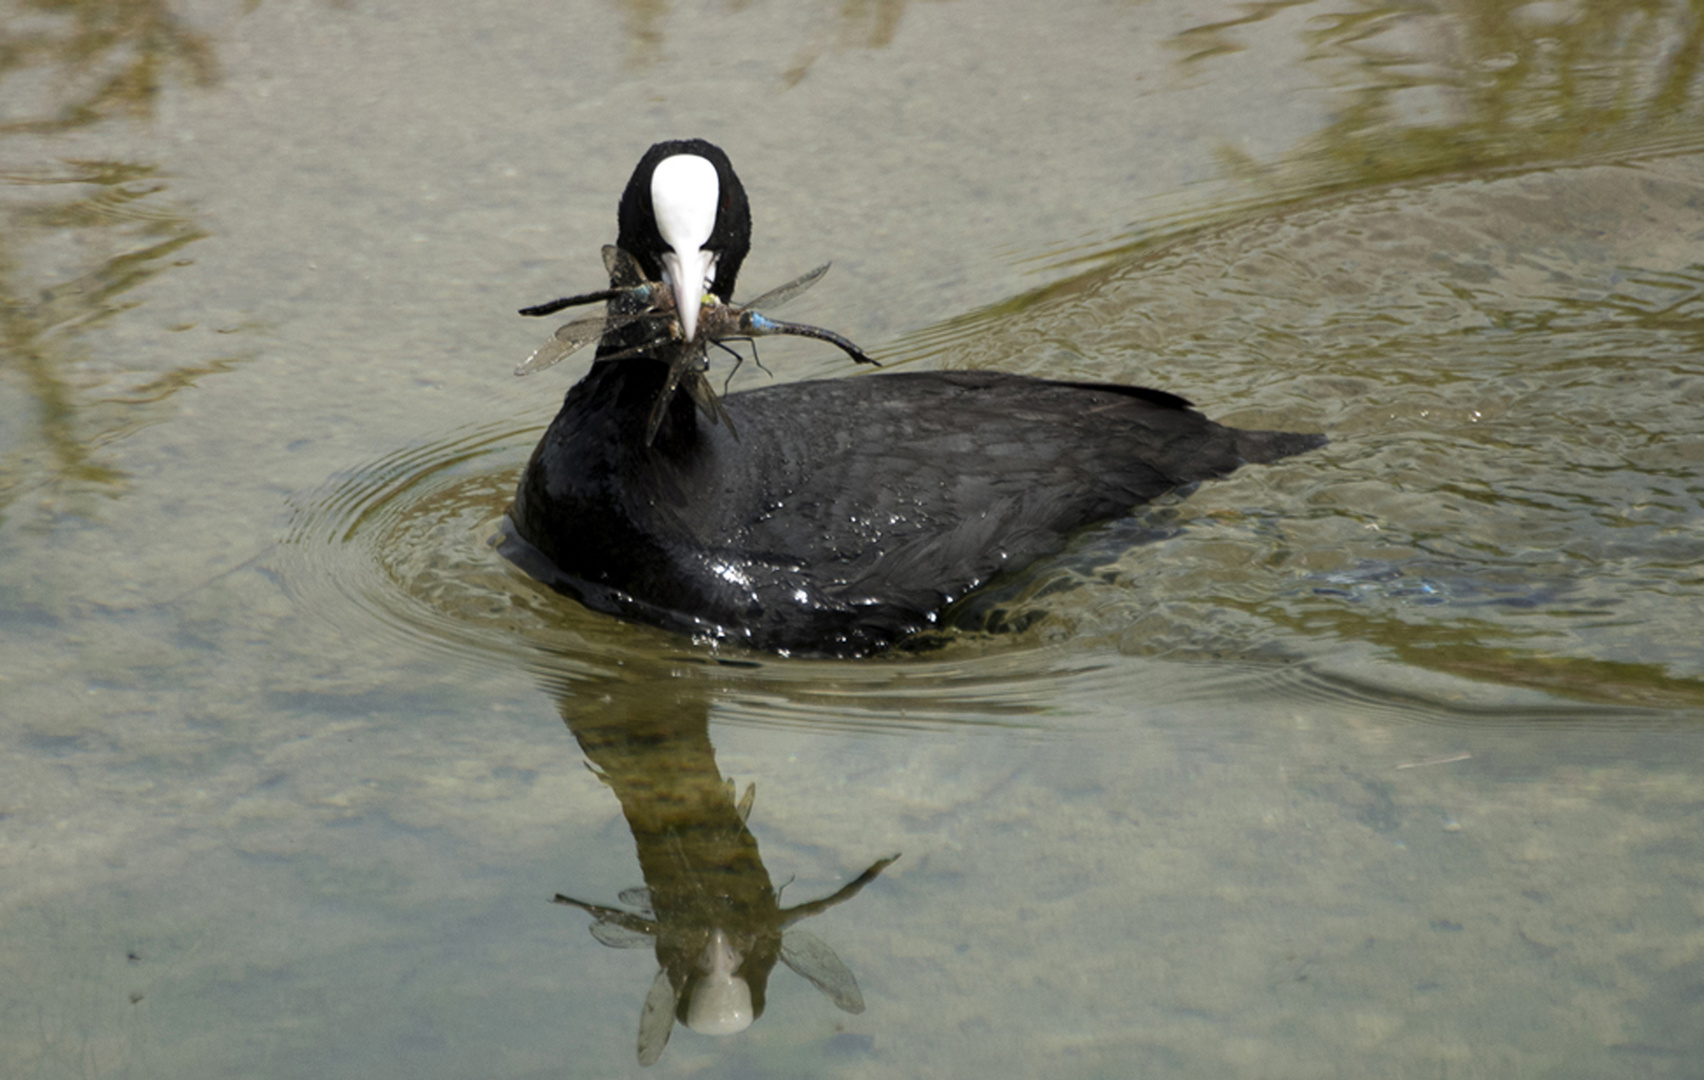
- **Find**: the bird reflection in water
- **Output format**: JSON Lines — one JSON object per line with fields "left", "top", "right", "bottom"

{"left": 553, "top": 667, "right": 898, "bottom": 1065}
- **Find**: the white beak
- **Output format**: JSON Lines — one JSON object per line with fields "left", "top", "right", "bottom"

{"left": 684, "top": 928, "right": 754, "bottom": 1035}
{"left": 650, "top": 154, "right": 723, "bottom": 344}
{"left": 661, "top": 248, "right": 717, "bottom": 343}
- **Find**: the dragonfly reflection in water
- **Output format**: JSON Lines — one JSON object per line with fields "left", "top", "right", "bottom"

{"left": 516, "top": 245, "right": 881, "bottom": 445}
{"left": 554, "top": 785, "right": 898, "bottom": 1067}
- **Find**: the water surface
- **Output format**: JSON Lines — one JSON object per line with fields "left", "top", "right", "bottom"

{"left": 4, "top": 0, "right": 1704, "bottom": 1076}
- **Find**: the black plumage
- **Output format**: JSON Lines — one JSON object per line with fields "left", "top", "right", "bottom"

{"left": 505, "top": 140, "right": 1323, "bottom": 655}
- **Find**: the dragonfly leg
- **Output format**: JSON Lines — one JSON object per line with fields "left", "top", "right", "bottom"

{"left": 712, "top": 337, "right": 764, "bottom": 393}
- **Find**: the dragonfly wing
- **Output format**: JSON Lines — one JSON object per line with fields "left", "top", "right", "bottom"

{"left": 604, "top": 244, "right": 647, "bottom": 288}
{"left": 516, "top": 338, "right": 573, "bottom": 377}
{"left": 617, "top": 887, "right": 654, "bottom": 914}
{"left": 637, "top": 967, "right": 678, "bottom": 1066}
{"left": 515, "top": 314, "right": 604, "bottom": 375}
{"left": 644, "top": 366, "right": 685, "bottom": 445}
{"left": 744, "top": 262, "right": 830, "bottom": 311}
{"left": 518, "top": 309, "right": 683, "bottom": 375}
{"left": 644, "top": 341, "right": 709, "bottom": 445}
{"left": 684, "top": 371, "right": 739, "bottom": 440}
{"left": 590, "top": 920, "right": 656, "bottom": 950}
{"left": 780, "top": 929, "right": 864, "bottom": 1014}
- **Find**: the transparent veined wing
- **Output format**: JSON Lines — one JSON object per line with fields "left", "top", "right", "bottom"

{"left": 603, "top": 244, "right": 650, "bottom": 287}
{"left": 515, "top": 312, "right": 609, "bottom": 376}
{"left": 637, "top": 967, "right": 678, "bottom": 1067}
{"left": 779, "top": 928, "right": 864, "bottom": 1014}
{"left": 617, "top": 887, "right": 654, "bottom": 913}
{"left": 741, "top": 262, "right": 830, "bottom": 311}
{"left": 516, "top": 306, "right": 678, "bottom": 376}
{"left": 590, "top": 920, "right": 656, "bottom": 950}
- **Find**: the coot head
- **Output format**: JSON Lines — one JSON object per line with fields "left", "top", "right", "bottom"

{"left": 615, "top": 138, "right": 751, "bottom": 343}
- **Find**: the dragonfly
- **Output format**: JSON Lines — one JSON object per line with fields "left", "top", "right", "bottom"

{"left": 517, "top": 246, "right": 881, "bottom": 446}
{"left": 514, "top": 245, "right": 673, "bottom": 376}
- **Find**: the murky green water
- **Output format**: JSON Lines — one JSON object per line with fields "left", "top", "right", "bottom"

{"left": 4, "top": 0, "right": 1704, "bottom": 1076}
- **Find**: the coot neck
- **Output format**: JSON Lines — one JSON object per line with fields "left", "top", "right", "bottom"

{"left": 572, "top": 354, "right": 703, "bottom": 458}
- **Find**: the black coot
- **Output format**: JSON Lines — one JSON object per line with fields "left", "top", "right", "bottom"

{"left": 504, "top": 138, "right": 1324, "bottom": 656}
